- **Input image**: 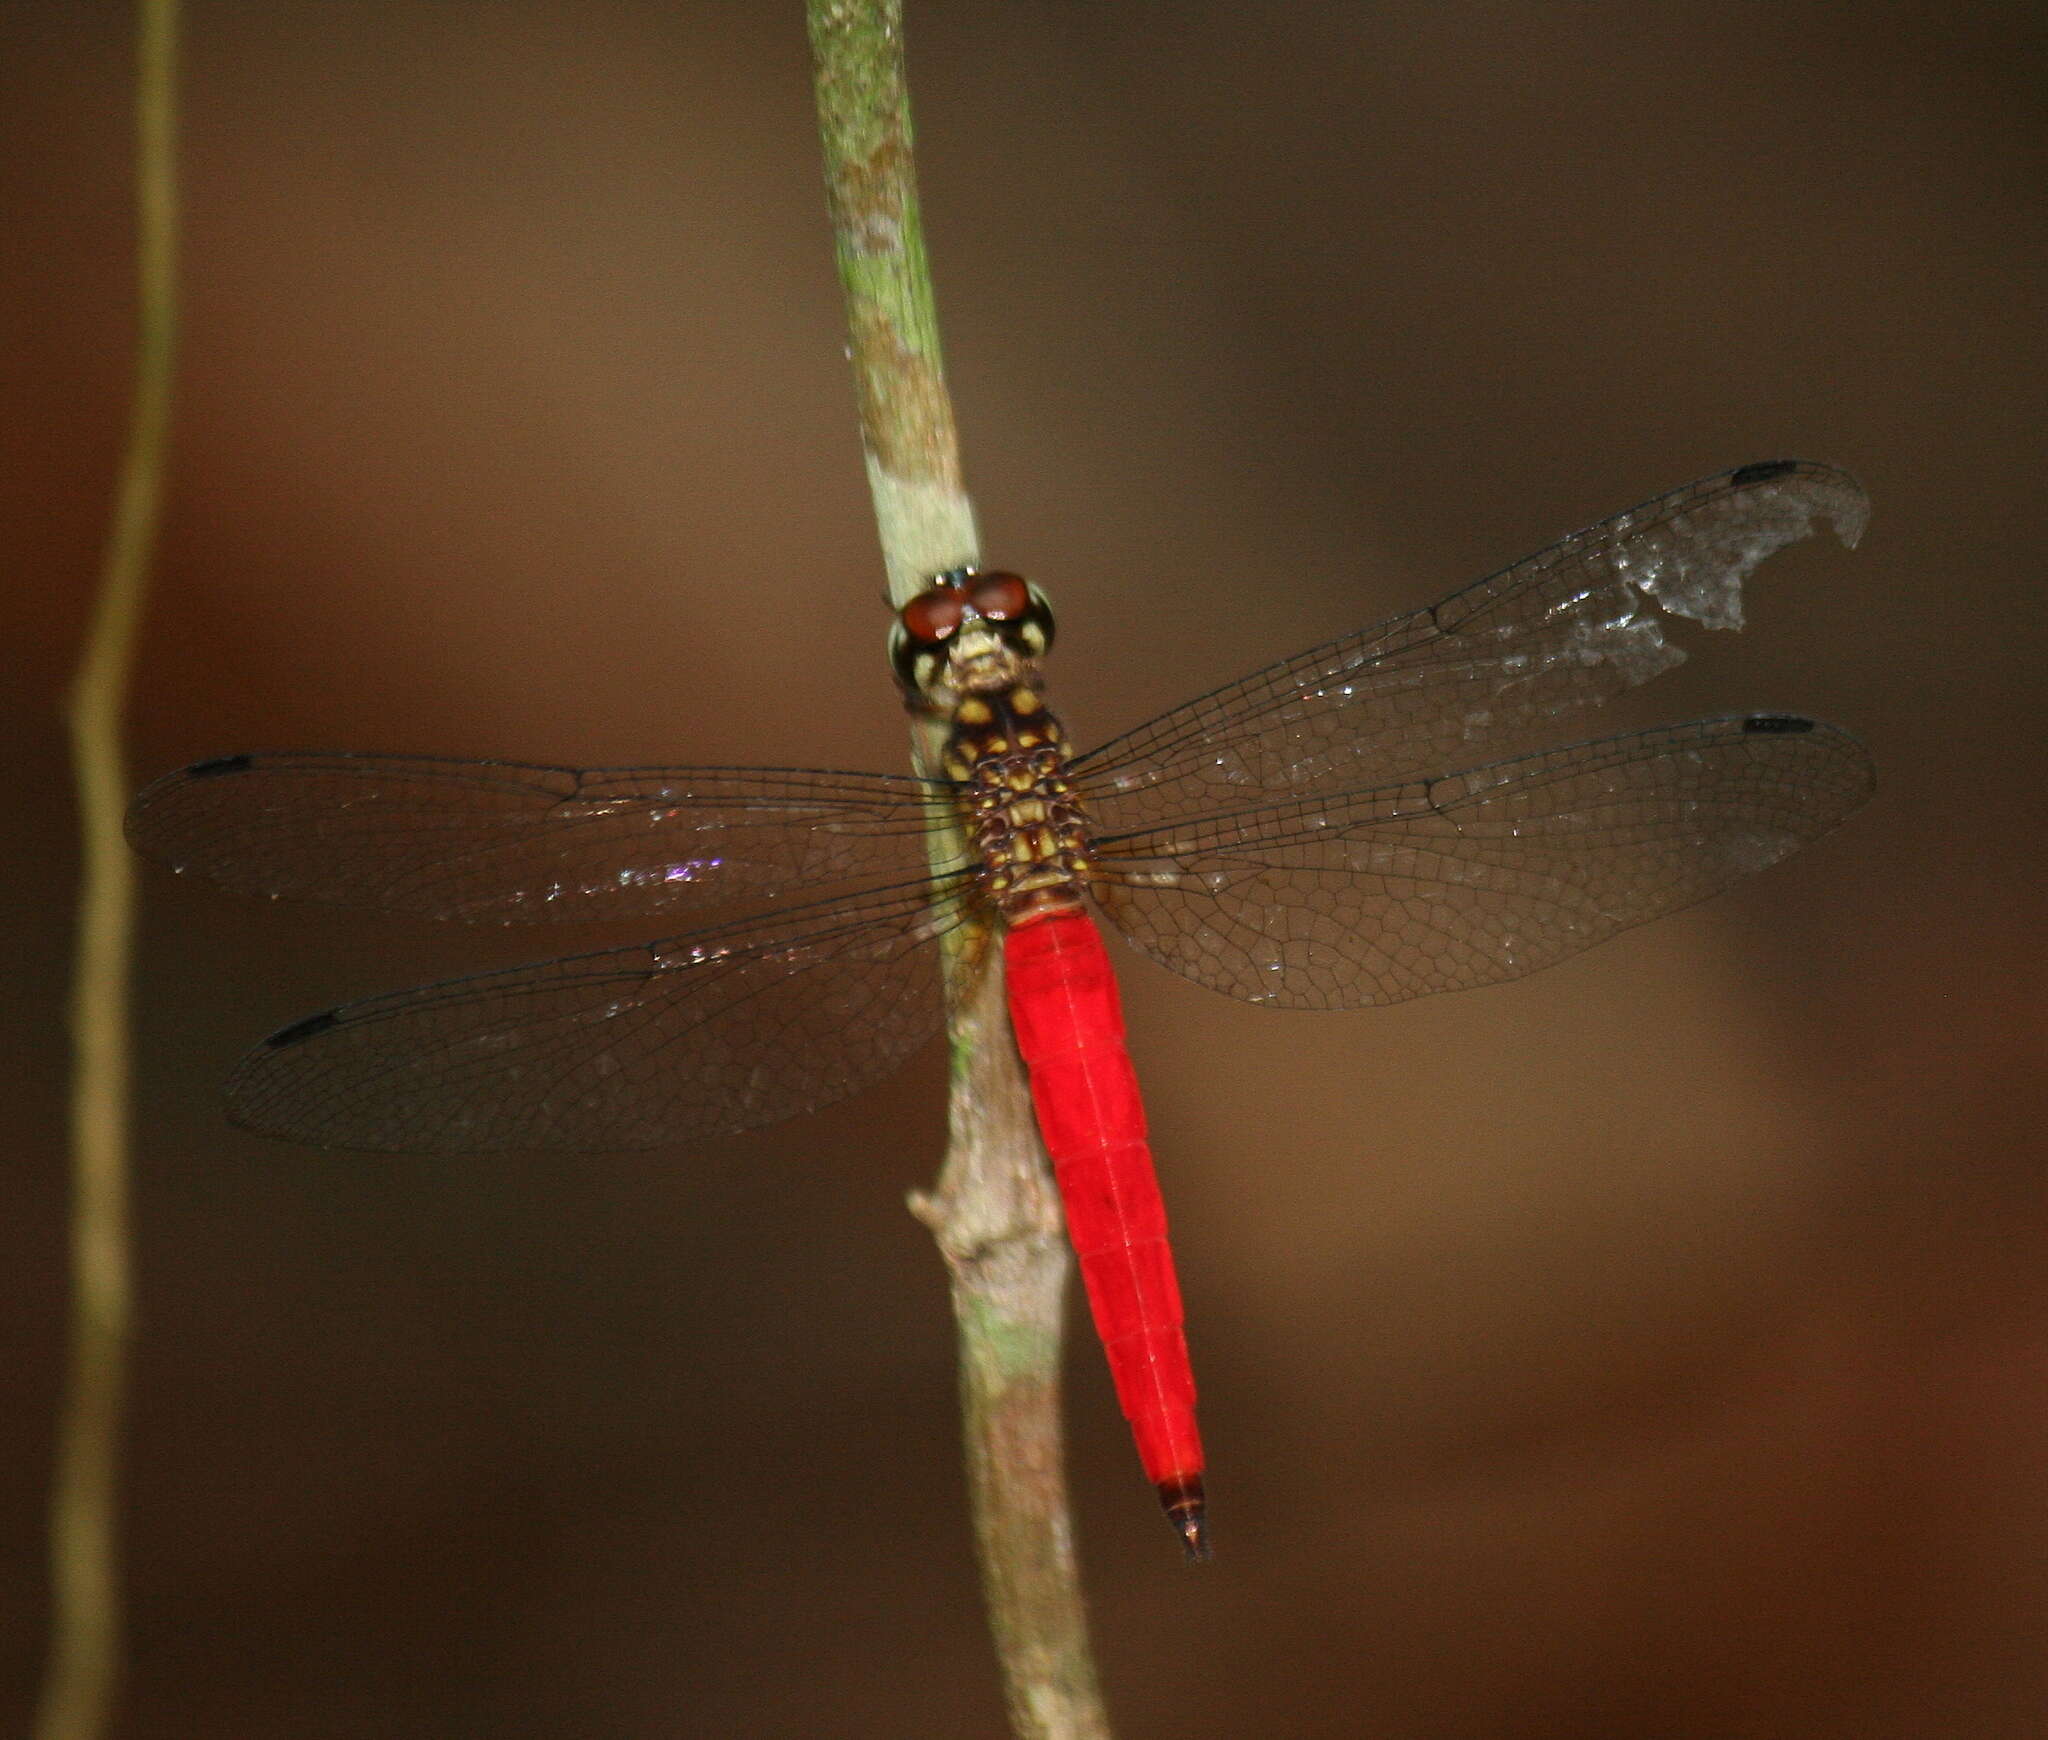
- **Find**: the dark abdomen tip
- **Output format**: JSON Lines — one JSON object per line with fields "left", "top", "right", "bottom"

{"left": 1156, "top": 1473, "right": 1211, "bottom": 1564}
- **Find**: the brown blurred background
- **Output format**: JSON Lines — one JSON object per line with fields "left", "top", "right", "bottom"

{"left": 4, "top": 3, "right": 2044, "bottom": 1735}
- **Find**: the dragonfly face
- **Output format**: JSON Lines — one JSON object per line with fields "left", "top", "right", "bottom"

{"left": 890, "top": 566, "right": 1056, "bottom": 704}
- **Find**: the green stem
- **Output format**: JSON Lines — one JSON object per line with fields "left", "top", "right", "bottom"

{"left": 806, "top": 5, "right": 1112, "bottom": 1736}
{"left": 807, "top": 0, "right": 977, "bottom": 607}
{"left": 41, "top": 4, "right": 179, "bottom": 1738}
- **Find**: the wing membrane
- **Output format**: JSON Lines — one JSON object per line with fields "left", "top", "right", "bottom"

{"left": 225, "top": 878, "right": 972, "bottom": 1150}
{"left": 1090, "top": 714, "right": 1873, "bottom": 1008}
{"left": 128, "top": 752, "right": 960, "bottom": 922}
{"left": 1073, "top": 462, "right": 1868, "bottom": 831}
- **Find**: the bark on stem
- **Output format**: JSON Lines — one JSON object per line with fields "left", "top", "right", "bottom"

{"left": 806, "top": 5, "right": 1112, "bottom": 1736}
{"left": 41, "top": 4, "right": 179, "bottom": 1738}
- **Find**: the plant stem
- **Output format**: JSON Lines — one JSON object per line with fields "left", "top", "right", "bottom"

{"left": 41, "top": 4, "right": 179, "bottom": 1738}
{"left": 806, "top": 4, "right": 1112, "bottom": 1735}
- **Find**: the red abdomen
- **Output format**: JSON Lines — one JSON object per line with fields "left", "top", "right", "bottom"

{"left": 1003, "top": 907, "right": 1208, "bottom": 1558}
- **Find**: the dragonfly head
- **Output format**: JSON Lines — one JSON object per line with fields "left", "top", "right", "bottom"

{"left": 890, "top": 567, "right": 1056, "bottom": 703}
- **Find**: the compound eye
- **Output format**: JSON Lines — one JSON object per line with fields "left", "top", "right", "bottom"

{"left": 967, "top": 571, "right": 1032, "bottom": 621}
{"left": 899, "top": 588, "right": 966, "bottom": 645}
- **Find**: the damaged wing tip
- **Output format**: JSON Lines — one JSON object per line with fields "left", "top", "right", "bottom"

{"left": 1730, "top": 458, "right": 1872, "bottom": 550}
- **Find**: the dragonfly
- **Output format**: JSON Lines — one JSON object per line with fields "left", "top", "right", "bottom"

{"left": 128, "top": 460, "right": 1875, "bottom": 1559}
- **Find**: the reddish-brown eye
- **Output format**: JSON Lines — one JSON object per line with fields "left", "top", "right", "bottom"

{"left": 900, "top": 589, "right": 966, "bottom": 645}
{"left": 968, "top": 571, "right": 1032, "bottom": 621}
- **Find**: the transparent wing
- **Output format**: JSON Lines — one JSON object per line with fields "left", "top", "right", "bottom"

{"left": 127, "top": 753, "right": 961, "bottom": 922}
{"left": 1089, "top": 714, "right": 1873, "bottom": 1009}
{"left": 1072, "top": 462, "right": 1868, "bottom": 832}
{"left": 224, "top": 877, "right": 974, "bottom": 1151}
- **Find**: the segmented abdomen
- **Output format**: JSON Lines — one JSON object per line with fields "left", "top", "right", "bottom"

{"left": 1003, "top": 907, "right": 1207, "bottom": 1549}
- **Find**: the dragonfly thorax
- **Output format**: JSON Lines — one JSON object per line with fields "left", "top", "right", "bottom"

{"left": 946, "top": 686, "right": 1094, "bottom": 923}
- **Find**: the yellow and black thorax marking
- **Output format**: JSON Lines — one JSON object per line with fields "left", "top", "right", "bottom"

{"left": 944, "top": 685, "right": 1093, "bottom": 922}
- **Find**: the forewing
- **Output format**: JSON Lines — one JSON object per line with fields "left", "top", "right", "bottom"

{"left": 225, "top": 879, "right": 972, "bottom": 1151}
{"left": 1073, "top": 462, "right": 1868, "bottom": 831}
{"left": 128, "top": 753, "right": 959, "bottom": 922}
{"left": 1090, "top": 715, "right": 1873, "bottom": 1009}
